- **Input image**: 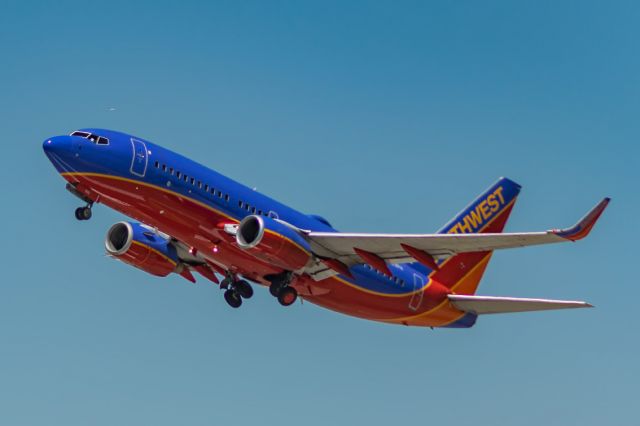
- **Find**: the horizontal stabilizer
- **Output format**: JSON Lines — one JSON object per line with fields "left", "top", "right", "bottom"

{"left": 448, "top": 295, "right": 593, "bottom": 315}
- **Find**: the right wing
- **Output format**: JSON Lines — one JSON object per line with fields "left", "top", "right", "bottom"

{"left": 304, "top": 197, "right": 610, "bottom": 280}
{"left": 306, "top": 198, "right": 610, "bottom": 274}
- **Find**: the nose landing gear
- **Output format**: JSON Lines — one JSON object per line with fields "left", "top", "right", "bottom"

{"left": 67, "top": 184, "right": 95, "bottom": 221}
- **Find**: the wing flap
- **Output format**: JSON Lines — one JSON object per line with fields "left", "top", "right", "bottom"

{"left": 448, "top": 294, "right": 593, "bottom": 315}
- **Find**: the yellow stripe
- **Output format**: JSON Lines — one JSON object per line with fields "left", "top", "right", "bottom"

{"left": 62, "top": 172, "right": 237, "bottom": 222}
{"left": 65, "top": 172, "right": 313, "bottom": 258}
{"left": 68, "top": 171, "right": 514, "bottom": 322}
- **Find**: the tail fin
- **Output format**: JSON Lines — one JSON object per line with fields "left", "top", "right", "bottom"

{"left": 424, "top": 177, "right": 521, "bottom": 294}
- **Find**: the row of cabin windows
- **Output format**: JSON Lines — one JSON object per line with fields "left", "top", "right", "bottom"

{"left": 152, "top": 160, "right": 276, "bottom": 218}
{"left": 153, "top": 160, "right": 230, "bottom": 202}
{"left": 362, "top": 264, "right": 405, "bottom": 286}
{"left": 238, "top": 200, "right": 277, "bottom": 218}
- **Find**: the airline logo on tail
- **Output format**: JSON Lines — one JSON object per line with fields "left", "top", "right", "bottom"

{"left": 447, "top": 186, "right": 507, "bottom": 234}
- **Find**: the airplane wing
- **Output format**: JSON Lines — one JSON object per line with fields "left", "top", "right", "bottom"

{"left": 306, "top": 198, "right": 609, "bottom": 275}
{"left": 448, "top": 295, "right": 593, "bottom": 314}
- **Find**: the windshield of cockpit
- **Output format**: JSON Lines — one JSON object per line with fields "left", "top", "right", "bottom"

{"left": 70, "top": 131, "right": 109, "bottom": 145}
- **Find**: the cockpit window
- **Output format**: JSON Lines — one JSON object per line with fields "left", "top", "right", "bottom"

{"left": 70, "top": 131, "right": 109, "bottom": 145}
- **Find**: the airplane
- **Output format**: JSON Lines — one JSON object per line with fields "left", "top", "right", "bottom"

{"left": 42, "top": 129, "right": 610, "bottom": 328}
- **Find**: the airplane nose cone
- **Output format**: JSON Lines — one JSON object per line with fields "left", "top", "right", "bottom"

{"left": 43, "top": 135, "right": 73, "bottom": 154}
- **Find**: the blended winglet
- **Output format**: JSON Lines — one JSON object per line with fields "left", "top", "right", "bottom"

{"left": 553, "top": 197, "right": 610, "bottom": 241}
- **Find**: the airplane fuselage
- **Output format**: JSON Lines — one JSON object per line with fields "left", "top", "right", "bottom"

{"left": 43, "top": 129, "right": 509, "bottom": 328}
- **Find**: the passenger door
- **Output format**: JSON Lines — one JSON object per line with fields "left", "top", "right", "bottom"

{"left": 130, "top": 139, "right": 148, "bottom": 177}
{"left": 408, "top": 273, "right": 425, "bottom": 311}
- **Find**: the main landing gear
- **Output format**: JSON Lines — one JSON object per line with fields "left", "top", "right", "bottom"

{"left": 266, "top": 272, "right": 298, "bottom": 307}
{"left": 74, "top": 204, "right": 93, "bottom": 221}
{"left": 220, "top": 273, "right": 253, "bottom": 308}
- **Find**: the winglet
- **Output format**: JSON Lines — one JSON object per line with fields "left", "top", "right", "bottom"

{"left": 553, "top": 197, "right": 611, "bottom": 241}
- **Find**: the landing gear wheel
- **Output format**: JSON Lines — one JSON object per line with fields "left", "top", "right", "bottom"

{"left": 269, "top": 282, "right": 283, "bottom": 297}
{"left": 277, "top": 287, "right": 298, "bottom": 307}
{"left": 220, "top": 277, "right": 232, "bottom": 290}
{"left": 75, "top": 206, "right": 92, "bottom": 221}
{"left": 224, "top": 289, "right": 243, "bottom": 308}
{"left": 235, "top": 280, "right": 253, "bottom": 299}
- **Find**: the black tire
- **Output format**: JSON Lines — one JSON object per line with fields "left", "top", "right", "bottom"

{"left": 224, "top": 289, "right": 242, "bottom": 308}
{"left": 277, "top": 287, "right": 297, "bottom": 307}
{"left": 269, "top": 282, "right": 282, "bottom": 297}
{"left": 235, "top": 280, "right": 253, "bottom": 299}
{"left": 220, "top": 277, "right": 232, "bottom": 290}
{"left": 78, "top": 207, "right": 92, "bottom": 220}
{"left": 74, "top": 208, "right": 83, "bottom": 221}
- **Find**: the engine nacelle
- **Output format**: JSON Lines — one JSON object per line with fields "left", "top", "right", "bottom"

{"left": 105, "top": 222, "right": 179, "bottom": 277}
{"left": 236, "top": 215, "right": 312, "bottom": 271}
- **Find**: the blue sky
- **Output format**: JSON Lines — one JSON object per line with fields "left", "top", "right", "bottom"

{"left": 1, "top": 1, "right": 637, "bottom": 424}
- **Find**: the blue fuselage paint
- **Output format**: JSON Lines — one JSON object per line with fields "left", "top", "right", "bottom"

{"left": 43, "top": 128, "right": 426, "bottom": 296}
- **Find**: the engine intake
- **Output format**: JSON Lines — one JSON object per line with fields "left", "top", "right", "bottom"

{"left": 237, "top": 215, "right": 264, "bottom": 249}
{"left": 236, "top": 215, "right": 312, "bottom": 271}
{"left": 105, "top": 222, "right": 179, "bottom": 277}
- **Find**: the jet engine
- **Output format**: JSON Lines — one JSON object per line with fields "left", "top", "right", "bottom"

{"left": 105, "top": 221, "right": 179, "bottom": 277}
{"left": 236, "top": 215, "right": 312, "bottom": 270}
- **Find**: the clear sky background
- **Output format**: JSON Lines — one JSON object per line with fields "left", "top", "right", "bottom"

{"left": 1, "top": 1, "right": 637, "bottom": 425}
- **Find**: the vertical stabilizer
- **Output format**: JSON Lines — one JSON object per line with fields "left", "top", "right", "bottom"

{"left": 419, "top": 177, "right": 521, "bottom": 294}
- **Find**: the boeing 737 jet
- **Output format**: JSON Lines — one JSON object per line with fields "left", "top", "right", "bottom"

{"left": 43, "top": 129, "right": 609, "bottom": 328}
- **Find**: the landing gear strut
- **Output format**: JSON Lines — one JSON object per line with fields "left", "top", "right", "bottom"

{"left": 67, "top": 184, "right": 94, "bottom": 221}
{"left": 220, "top": 272, "right": 253, "bottom": 308}
{"left": 266, "top": 272, "right": 298, "bottom": 307}
{"left": 74, "top": 204, "right": 92, "bottom": 221}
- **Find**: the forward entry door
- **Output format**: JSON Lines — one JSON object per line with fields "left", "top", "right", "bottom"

{"left": 130, "top": 139, "right": 148, "bottom": 177}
